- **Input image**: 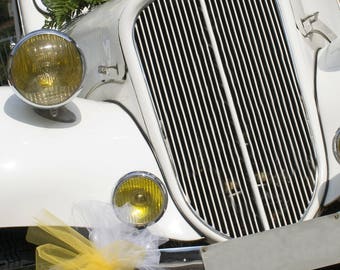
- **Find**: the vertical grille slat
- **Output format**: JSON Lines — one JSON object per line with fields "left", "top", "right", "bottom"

{"left": 174, "top": 0, "right": 228, "bottom": 231}
{"left": 139, "top": 4, "right": 213, "bottom": 223}
{"left": 163, "top": 0, "right": 224, "bottom": 230}
{"left": 142, "top": 0, "right": 257, "bottom": 234}
{"left": 179, "top": 0, "right": 244, "bottom": 233}
{"left": 134, "top": 0, "right": 318, "bottom": 238}
{"left": 247, "top": 1, "right": 313, "bottom": 213}
{"left": 236, "top": 0, "right": 300, "bottom": 225}
{"left": 239, "top": 1, "right": 305, "bottom": 221}
{"left": 207, "top": 0, "right": 281, "bottom": 227}
{"left": 228, "top": 0, "right": 294, "bottom": 226}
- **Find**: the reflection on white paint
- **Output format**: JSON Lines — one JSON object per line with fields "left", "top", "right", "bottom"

{"left": 1, "top": 161, "right": 16, "bottom": 171}
{"left": 103, "top": 39, "right": 112, "bottom": 63}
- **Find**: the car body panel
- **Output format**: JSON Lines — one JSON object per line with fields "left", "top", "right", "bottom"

{"left": 0, "top": 86, "right": 200, "bottom": 241}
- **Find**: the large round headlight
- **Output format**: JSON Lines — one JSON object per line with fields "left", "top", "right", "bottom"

{"left": 113, "top": 172, "right": 167, "bottom": 227}
{"left": 8, "top": 30, "right": 84, "bottom": 108}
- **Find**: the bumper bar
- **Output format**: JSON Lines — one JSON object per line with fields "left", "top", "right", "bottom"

{"left": 159, "top": 213, "right": 340, "bottom": 270}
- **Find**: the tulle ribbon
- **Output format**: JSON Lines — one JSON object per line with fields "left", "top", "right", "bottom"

{"left": 26, "top": 202, "right": 164, "bottom": 270}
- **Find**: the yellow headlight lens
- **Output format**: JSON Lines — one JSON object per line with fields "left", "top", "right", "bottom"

{"left": 113, "top": 172, "right": 167, "bottom": 227}
{"left": 9, "top": 30, "right": 84, "bottom": 108}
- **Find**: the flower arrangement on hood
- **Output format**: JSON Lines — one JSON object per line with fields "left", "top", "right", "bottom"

{"left": 41, "top": 0, "right": 108, "bottom": 29}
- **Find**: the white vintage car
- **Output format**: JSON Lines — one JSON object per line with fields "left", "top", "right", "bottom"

{"left": 1, "top": 0, "right": 340, "bottom": 268}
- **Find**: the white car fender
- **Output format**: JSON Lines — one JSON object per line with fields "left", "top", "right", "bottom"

{"left": 0, "top": 86, "right": 200, "bottom": 241}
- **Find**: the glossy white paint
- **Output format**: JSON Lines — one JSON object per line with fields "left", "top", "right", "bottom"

{"left": 17, "top": 0, "right": 44, "bottom": 34}
{"left": 318, "top": 37, "right": 340, "bottom": 71}
{"left": 64, "top": 0, "right": 148, "bottom": 134}
{"left": 299, "top": 0, "right": 340, "bottom": 205}
{"left": 278, "top": 1, "right": 328, "bottom": 218}
{"left": 0, "top": 87, "right": 200, "bottom": 241}
{"left": 65, "top": 0, "right": 126, "bottom": 98}
{"left": 317, "top": 48, "right": 340, "bottom": 205}
{"left": 8, "top": 0, "right": 340, "bottom": 242}
{"left": 301, "top": 0, "right": 340, "bottom": 37}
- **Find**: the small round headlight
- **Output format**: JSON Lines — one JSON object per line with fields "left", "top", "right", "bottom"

{"left": 8, "top": 30, "right": 84, "bottom": 108}
{"left": 113, "top": 172, "right": 167, "bottom": 227}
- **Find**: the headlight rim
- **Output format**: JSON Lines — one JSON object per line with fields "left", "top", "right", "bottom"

{"left": 112, "top": 171, "right": 168, "bottom": 227}
{"left": 8, "top": 29, "right": 86, "bottom": 109}
{"left": 333, "top": 128, "right": 340, "bottom": 164}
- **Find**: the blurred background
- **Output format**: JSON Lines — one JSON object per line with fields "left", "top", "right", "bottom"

{"left": 0, "top": 0, "right": 21, "bottom": 86}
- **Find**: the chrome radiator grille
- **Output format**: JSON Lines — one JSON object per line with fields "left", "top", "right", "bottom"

{"left": 134, "top": 0, "right": 317, "bottom": 238}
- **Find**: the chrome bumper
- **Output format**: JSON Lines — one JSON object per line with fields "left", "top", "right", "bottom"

{"left": 159, "top": 212, "right": 340, "bottom": 270}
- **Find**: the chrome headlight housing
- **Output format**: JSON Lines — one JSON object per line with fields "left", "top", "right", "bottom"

{"left": 113, "top": 172, "right": 168, "bottom": 227}
{"left": 8, "top": 30, "right": 85, "bottom": 109}
{"left": 333, "top": 129, "right": 340, "bottom": 163}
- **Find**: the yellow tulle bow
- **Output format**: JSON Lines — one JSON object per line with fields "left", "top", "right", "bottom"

{"left": 26, "top": 211, "right": 145, "bottom": 270}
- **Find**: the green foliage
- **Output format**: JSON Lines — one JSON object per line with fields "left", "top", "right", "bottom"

{"left": 43, "top": 0, "right": 108, "bottom": 29}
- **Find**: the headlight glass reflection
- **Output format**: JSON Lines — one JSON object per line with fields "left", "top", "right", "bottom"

{"left": 333, "top": 129, "right": 340, "bottom": 163}
{"left": 9, "top": 30, "right": 84, "bottom": 108}
{"left": 113, "top": 172, "right": 167, "bottom": 227}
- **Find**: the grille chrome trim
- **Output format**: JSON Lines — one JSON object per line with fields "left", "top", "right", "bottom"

{"left": 121, "top": 0, "right": 325, "bottom": 240}
{"left": 204, "top": 0, "right": 318, "bottom": 230}
{"left": 199, "top": 0, "right": 270, "bottom": 233}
